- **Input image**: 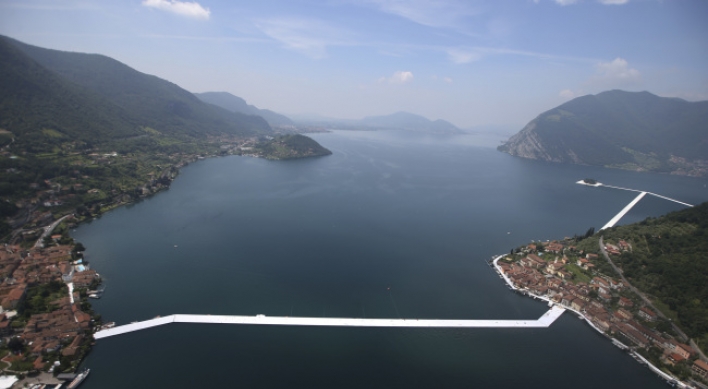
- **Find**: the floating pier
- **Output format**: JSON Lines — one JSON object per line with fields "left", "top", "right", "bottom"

{"left": 576, "top": 180, "right": 693, "bottom": 230}
{"left": 94, "top": 307, "right": 566, "bottom": 339}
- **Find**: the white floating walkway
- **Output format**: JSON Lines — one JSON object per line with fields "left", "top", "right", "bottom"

{"left": 94, "top": 307, "right": 566, "bottom": 340}
{"left": 601, "top": 191, "right": 647, "bottom": 230}
{"left": 601, "top": 184, "right": 694, "bottom": 207}
{"left": 577, "top": 180, "right": 694, "bottom": 230}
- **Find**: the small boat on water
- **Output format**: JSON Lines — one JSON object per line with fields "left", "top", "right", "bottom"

{"left": 67, "top": 368, "right": 90, "bottom": 389}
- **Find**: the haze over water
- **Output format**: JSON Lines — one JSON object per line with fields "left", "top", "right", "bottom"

{"left": 75, "top": 130, "right": 707, "bottom": 388}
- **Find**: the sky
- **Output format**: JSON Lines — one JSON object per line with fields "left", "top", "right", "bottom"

{"left": 1, "top": 0, "right": 707, "bottom": 130}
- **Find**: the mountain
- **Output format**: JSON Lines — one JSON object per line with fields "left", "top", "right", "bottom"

{"left": 1, "top": 36, "right": 272, "bottom": 146}
{"left": 0, "top": 37, "right": 141, "bottom": 151}
{"left": 292, "top": 111, "right": 463, "bottom": 134}
{"left": 195, "top": 92, "right": 294, "bottom": 127}
{"left": 359, "top": 111, "right": 462, "bottom": 134}
{"left": 498, "top": 90, "right": 708, "bottom": 176}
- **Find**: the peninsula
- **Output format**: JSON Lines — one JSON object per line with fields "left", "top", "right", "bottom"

{"left": 493, "top": 198, "right": 708, "bottom": 388}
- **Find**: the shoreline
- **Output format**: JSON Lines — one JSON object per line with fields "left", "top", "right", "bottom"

{"left": 490, "top": 254, "right": 687, "bottom": 388}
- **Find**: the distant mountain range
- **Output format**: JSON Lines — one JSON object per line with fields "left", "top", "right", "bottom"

{"left": 194, "top": 92, "right": 295, "bottom": 128}
{"left": 0, "top": 35, "right": 273, "bottom": 152}
{"left": 293, "top": 111, "right": 463, "bottom": 134}
{"left": 498, "top": 90, "right": 708, "bottom": 176}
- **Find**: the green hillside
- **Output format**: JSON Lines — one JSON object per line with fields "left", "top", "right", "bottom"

{"left": 0, "top": 38, "right": 141, "bottom": 152}
{"left": 4, "top": 36, "right": 272, "bottom": 140}
{"left": 577, "top": 202, "right": 708, "bottom": 351}
{"left": 255, "top": 134, "right": 332, "bottom": 159}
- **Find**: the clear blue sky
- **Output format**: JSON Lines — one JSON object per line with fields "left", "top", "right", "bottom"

{"left": 1, "top": 0, "right": 707, "bottom": 129}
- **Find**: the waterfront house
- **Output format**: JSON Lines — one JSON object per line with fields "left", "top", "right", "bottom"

{"left": 613, "top": 323, "right": 648, "bottom": 348}
{"left": 561, "top": 296, "right": 573, "bottom": 307}
{"left": 665, "top": 353, "right": 686, "bottom": 366}
{"left": 571, "top": 298, "right": 587, "bottom": 312}
{"left": 591, "top": 314, "right": 611, "bottom": 332}
{"left": 546, "top": 242, "right": 563, "bottom": 253}
{"left": 668, "top": 341, "right": 696, "bottom": 359}
{"left": 692, "top": 360, "right": 708, "bottom": 379}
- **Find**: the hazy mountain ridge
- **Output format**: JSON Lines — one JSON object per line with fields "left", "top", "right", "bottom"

{"left": 2, "top": 36, "right": 272, "bottom": 142}
{"left": 498, "top": 90, "right": 708, "bottom": 176}
{"left": 359, "top": 111, "right": 462, "bottom": 134}
{"left": 195, "top": 92, "right": 295, "bottom": 128}
{"left": 293, "top": 111, "right": 463, "bottom": 134}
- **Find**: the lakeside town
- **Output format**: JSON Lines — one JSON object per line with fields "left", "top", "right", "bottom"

{"left": 493, "top": 237, "right": 708, "bottom": 389}
{"left": 0, "top": 131, "right": 335, "bottom": 387}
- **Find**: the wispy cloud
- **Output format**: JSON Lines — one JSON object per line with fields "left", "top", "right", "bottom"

{"left": 443, "top": 46, "right": 597, "bottom": 64}
{"left": 255, "top": 17, "right": 353, "bottom": 59}
{"left": 357, "top": 0, "right": 480, "bottom": 30}
{"left": 554, "top": 0, "right": 578, "bottom": 5}
{"left": 141, "top": 0, "right": 210, "bottom": 20}
{"left": 447, "top": 48, "right": 483, "bottom": 64}
{"left": 379, "top": 71, "right": 414, "bottom": 84}
{"left": 597, "top": 0, "right": 629, "bottom": 4}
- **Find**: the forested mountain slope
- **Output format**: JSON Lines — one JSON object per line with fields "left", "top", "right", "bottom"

{"left": 498, "top": 90, "right": 708, "bottom": 176}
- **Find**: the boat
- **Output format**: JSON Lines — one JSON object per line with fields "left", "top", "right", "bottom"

{"left": 88, "top": 294, "right": 100, "bottom": 299}
{"left": 67, "top": 368, "right": 90, "bottom": 389}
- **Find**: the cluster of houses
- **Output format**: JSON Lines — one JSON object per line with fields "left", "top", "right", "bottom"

{"left": 0, "top": 243, "right": 100, "bottom": 370}
{"left": 499, "top": 240, "right": 706, "bottom": 378}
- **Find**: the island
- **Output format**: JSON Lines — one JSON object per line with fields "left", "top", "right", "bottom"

{"left": 492, "top": 202, "right": 708, "bottom": 388}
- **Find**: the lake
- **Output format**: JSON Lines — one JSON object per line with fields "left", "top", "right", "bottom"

{"left": 74, "top": 130, "right": 708, "bottom": 388}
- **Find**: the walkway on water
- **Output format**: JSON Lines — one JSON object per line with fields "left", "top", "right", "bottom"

{"left": 94, "top": 307, "right": 566, "bottom": 339}
{"left": 576, "top": 181, "right": 694, "bottom": 230}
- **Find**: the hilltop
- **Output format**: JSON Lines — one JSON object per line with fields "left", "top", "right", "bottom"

{"left": 498, "top": 90, "right": 708, "bottom": 176}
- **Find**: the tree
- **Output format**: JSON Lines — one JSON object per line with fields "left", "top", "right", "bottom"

{"left": 584, "top": 227, "right": 595, "bottom": 239}
{"left": 72, "top": 242, "right": 86, "bottom": 253}
{"left": 8, "top": 337, "right": 24, "bottom": 353}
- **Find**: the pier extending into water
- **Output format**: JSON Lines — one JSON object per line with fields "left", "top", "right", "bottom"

{"left": 94, "top": 307, "right": 566, "bottom": 339}
{"left": 576, "top": 180, "right": 693, "bottom": 230}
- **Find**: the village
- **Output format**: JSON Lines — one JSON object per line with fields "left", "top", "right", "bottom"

{"left": 0, "top": 222, "right": 102, "bottom": 387}
{"left": 496, "top": 238, "right": 708, "bottom": 387}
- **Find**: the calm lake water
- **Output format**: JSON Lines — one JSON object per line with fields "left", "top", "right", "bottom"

{"left": 74, "top": 130, "right": 708, "bottom": 388}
